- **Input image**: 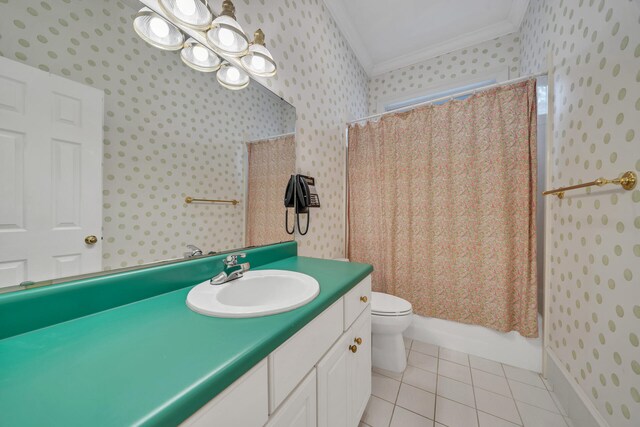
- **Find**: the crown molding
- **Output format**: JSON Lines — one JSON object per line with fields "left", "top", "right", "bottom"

{"left": 324, "top": 0, "right": 529, "bottom": 78}
{"left": 508, "top": 0, "right": 531, "bottom": 28}
{"left": 322, "top": 0, "right": 374, "bottom": 74}
{"left": 370, "top": 19, "right": 519, "bottom": 76}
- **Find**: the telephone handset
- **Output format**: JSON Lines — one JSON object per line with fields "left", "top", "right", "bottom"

{"left": 284, "top": 176, "right": 296, "bottom": 235}
{"left": 284, "top": 174, "right": 320, "bottom": 235}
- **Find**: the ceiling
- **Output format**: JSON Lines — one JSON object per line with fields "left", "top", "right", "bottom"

{"left": 323, "top": 0, "right": 529, "bottom": 76}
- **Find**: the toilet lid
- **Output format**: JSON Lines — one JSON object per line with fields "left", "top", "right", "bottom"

{"left": 371, "top": 292, "right": 412, "bottom": 315}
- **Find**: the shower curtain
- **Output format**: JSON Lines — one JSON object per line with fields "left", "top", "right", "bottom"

{"left": 246, "top": 134, "right": 295, "bottom": 247}
{"left": 348, "top": 79, "right": 538, "bottom": 337}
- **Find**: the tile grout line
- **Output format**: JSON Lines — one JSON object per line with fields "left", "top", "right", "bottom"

{"left": 467, "top": 353, "right": 480, "bottom": 427}
{"left": 388, "top": 342, "right": 566, "bottom": 427}
{"left": 386, "top": 338, "right": 412, "bottom": 427}
{"left": 433, "top": 346, "right": 440, "bottom": 425}
{"left": 540, "top": 371, "right": 568, "bottom": 417}
{"left": 502, "top": 362, "right": 525, "bottom": 426}
{"left": 394, "top": 403, "right": 438, "bottom": 424}
{"left": 504, "top": 369, "right": 568, "bottom": 418}
{"left": 393, "top": 376, "right": 400, "bottom": 406}
{"left": 387, "top": 401, "right": 397, "bottom": 427}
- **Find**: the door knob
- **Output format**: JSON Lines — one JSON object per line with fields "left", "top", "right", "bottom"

{"left": 354, "top": 337, "right": 362, "bottom": 345}
{"left": 360, "top": 296, "right": 368, "bottom": 303}
{"left": 349, "top": 344, "right": 358, "bottom": 353}
{"left": 84, "top": 235, "right": 98, "bottom": 245}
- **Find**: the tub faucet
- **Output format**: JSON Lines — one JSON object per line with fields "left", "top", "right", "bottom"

{"left": 210, "top": 253, "right": 250, "bottom": 285}
{"left": 185, "top": 245, "right": 203, "bottom": 258}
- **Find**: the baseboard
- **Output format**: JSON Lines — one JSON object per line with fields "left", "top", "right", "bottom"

{"left": 545, "top": 348, "right": 609, "bottom": 427}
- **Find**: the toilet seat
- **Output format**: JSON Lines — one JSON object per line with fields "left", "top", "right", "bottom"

{"left": 371, "top": 292, "right": 412, "bottom": 317}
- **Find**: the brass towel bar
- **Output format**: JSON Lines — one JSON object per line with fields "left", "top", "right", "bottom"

{"left": 185, "top": 196, "right": 240, "bottom": 205}
{"left": 543, "top": 171, "right": 637, "bottom": 199}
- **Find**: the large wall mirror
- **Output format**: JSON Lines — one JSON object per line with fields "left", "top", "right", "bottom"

{"left": 0, "top": 0, "right": 295, "bottom": 292}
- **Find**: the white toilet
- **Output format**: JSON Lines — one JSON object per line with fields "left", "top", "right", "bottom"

{"left": 371, "top": 291, "right": 413, "bottom": 372}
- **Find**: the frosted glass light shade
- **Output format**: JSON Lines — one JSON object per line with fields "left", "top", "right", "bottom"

{"left": 158, "top": 0, "right": 213, "bottom": 30}
{"left": 216, "top": 63, "right": 249, "bottom": 90}
{"left": 241, "top": 43, "right": 276, "bottom": 77}
{"left": 181, "top": 39, "right": 222, "bottom": 72}
{"left": 207, "top": 15, "right": 249, "bottom": 56}
{"left": 133, "top": 8, "right": 184, "bottom": 51}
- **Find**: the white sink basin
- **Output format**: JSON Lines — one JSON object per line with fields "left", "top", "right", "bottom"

{"left": 186, "top": 270, "right": 320, "bottom": 318}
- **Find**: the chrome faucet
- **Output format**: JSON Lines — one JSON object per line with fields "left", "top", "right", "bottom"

{"left": 210, "top": 253, "right": 250, "bottom": 285}
{"left": 185, "top": 244, "right": 203, "bottom": 258}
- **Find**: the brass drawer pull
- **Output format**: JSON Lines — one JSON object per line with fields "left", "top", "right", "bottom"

{"left": 360, "top": 296, "right": 368, "bottom": 303}
{"left": 354, "top": 337, "right": 362, "bottom": 345}
{"left": 349, "top": 344, "right": 358, "bottom": 353}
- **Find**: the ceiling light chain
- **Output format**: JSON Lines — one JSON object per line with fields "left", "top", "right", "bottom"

{"left": 134, "top": 0, "right": 277, "bottom": 90}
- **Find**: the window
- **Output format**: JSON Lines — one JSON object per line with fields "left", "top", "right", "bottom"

{"left": 383, "top": 75, "right": 548, "bottom": 116}
{"left": 384, "top": 79, "right": 497, "bottom": 112}
{"left": 537, "top": 78, "right": 548, "bottom": 115}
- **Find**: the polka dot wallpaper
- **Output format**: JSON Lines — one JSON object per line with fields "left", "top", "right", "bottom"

{"left": 0, "top": 0, "right": 369, "bottom": 268}
{"left": 239, "top": 0, "right": 369, "bottom": 258}
{"left": 1, "top": 0, "right": 638, "bottom": 423}
{"left": 368, "top": 32, "right": 522, "bottom": 114}
{"left": 520, "top": 0, "right": 640, "bottom": 425}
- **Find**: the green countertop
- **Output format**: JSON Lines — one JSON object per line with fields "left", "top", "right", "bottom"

{"left": 0, "top": 256, "right": 372, "bottom": 427}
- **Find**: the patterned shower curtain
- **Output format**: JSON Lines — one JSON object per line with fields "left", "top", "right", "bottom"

{"left": 246, "top": 134, "right": 295, "bottom": 247}
{"left": 348, "top": 79, "right": 538, "bottom": 337}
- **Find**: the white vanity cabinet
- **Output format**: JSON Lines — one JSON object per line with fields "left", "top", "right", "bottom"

{"left": 317, "top": 307, "right": 372, "bottom": 427}
{"left": 269, "top": 300, "right": 344, "bottom": 412}
{"left": 348, "top": 308, "right": 372, "bottom": 425}
{"left": 181, "top": 275, "right": 372, "bottom": 427}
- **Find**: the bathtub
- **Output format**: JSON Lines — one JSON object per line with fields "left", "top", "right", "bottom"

{"left": 404, "top": 313, "right": 543, "bottom": 372}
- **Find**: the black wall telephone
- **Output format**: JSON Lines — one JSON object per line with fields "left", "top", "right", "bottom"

{"left": 284, "top": 174, "right": 320, "bottom": 235}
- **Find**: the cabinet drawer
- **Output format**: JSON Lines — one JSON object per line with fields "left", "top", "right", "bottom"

{"left": 180, "top": 359, "right": 268, "bottom": 427}
{"left": 269, "top": 300, "right": 343, "bottom": 412}
{"left": 343, "top": 275, "right": 371, "bottom": 330}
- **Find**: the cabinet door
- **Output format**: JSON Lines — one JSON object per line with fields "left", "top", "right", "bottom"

{"left": 317, "top": 334, "right": 350, "bottom": 427}
{"left": 349, "top": 307, "right": 372, "bottom": 426}
{"left": 266, "top": 369, "right": 316, "bottom": 427}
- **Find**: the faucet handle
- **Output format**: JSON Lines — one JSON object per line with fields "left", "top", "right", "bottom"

{"left": 224, "top": 253, "right": 246, "bottom": 267}
{"left": 185, "top": 244, "right": 203, "bottom": 258}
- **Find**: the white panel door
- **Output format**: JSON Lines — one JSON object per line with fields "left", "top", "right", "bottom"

{"left": 0, "top": 57, "right": 103, "bottom": 288}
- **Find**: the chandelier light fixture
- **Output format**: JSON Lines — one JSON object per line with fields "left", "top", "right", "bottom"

{"left": 158, "top": 0, "right": 213, "bottom": 29}
{"left": 134, "top": 0, "right": 277, "bottom": 91}
{"left": 216, "top": 62, "right": 250, "bottom": 90}
{"left": 181, "top": 38, "right": 222, "bottom": 72}
{"left": 206, "top": 0, "right": 249, "bottom": 56}
{"left": 133, "top": 7, "right": 185, "bottom": 51}
{"left": 240, "top": 29, "right": 276, "bottom": 77}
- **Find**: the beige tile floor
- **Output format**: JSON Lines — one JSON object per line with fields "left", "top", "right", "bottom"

{"left": 360, "top": 338, "right": 572, "bottom": 427}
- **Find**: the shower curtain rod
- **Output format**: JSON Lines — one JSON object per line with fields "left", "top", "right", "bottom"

{"left": 347, "top": 71, "right": 548, "bottom": 125}
{"left": 245, "top": 132, "right": 295, "bottom": 144}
